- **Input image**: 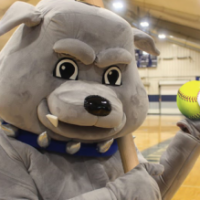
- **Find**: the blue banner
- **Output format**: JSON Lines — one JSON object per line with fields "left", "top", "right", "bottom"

{"left": 135, "top": 49, "right": 158, "bottom": 68}
{"left": 196, "top": 77, "right": 200, "bottom": 81}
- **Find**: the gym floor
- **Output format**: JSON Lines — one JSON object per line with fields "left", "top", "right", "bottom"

{"left": 134, "top": 115, "right": 200, "bottom": 200}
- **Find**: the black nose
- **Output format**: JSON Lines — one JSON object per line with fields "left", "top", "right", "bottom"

{"left": 84, "top": 95, "right": 111, "bottom": 116}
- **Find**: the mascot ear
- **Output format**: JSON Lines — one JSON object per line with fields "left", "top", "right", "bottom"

{"left": 0, "top": 1, "right": 42, "bottom": 36}
{"left": 133, "top": 28, "right": 160, "bottom": 56}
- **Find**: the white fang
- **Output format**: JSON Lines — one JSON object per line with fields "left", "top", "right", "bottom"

{"left": 97, "top": 139, "right": 114, "bottom": 153}
{"left": 1, "top": 124, "right": 18, "bottom": 137}
{"left": 66, "top": 142, "right": 81, "bottom": 155}
{"left": 37, "top": 131, "right": 51, "bottom": 148}
{"left": 46, "top": 114, "right": 58, "bottom": 127}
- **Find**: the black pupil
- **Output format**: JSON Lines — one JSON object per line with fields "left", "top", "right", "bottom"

{"left": 108, "top": 70, "right": 119, "bottom": 85}
{"left": 59, "top": 62, "right": 75, "bottom": 79}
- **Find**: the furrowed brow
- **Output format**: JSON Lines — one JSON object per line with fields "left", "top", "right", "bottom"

{"left": 53, "top": 39, "right": 95, "bottom": 65}
{"left": 95, "top": 48, "right": 132, "bottom": 68}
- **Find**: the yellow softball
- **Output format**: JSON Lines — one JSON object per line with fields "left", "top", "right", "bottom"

{"left": 177, "top": 81, "right": 200, "bottom": 120}
{"left": 198, "top": 91, "right": 200, "bottom": 106}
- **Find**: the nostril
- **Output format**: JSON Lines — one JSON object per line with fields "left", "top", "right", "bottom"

{"left": 84, "top": 95, "right": 111, "bottom": 116}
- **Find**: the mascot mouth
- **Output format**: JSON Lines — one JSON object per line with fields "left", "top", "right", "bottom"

{"left": 37, "top": 99, "right": 126, "bottom": 144}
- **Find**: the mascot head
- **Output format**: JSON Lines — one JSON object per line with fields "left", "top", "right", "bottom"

{"left": 0, "top": 0, "right": 159, "bottom": 153}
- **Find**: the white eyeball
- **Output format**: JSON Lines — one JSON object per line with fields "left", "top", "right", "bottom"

{"left": 103, "top": 66, "right": 122, "bottom": 86}
{"left": 54, "top": 59, "right": 78, "bottom": 80}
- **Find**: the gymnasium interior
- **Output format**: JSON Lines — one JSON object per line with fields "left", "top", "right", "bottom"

{"left": 0, "top": 0, "right": 200, "bottom": 199}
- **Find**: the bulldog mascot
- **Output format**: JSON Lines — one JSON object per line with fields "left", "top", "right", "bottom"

{"left": 0, "top": 0, "right": 199, "bottom": 199}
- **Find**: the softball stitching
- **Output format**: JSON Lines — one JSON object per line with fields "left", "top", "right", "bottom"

{"left": 178, "top": 89, "right": 197, "bottom": 103}
{"left": 178, "top": 89, "right": 200, "bottom": 119}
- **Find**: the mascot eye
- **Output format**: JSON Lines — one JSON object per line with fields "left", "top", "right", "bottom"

{"left": 103, "top": 66, "right": 122, "bottom": 86}
{"left": 54, "top": 59, "right": 78, "bottom": 80}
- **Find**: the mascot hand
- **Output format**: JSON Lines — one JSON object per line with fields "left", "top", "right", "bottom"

{"left": 177, "top": 118, "right": 200, "bottom": 140}
{"left": 106, "top": 163, "right": 163, "bottom": 200}
{"left": 152, "top": 118, "right": 200, "bottom": 200}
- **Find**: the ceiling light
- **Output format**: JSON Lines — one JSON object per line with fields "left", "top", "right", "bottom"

{"left": 140, "top": 22, "right": 149, "bottom": 27}
{"left": 158, "top": 34, "right": 166, "bottom": 39}
{"left": 143, "top": 51, "right": 148, "bottom": 55}
{"left": 113, "top": 2, "right": 124, "bottom": 9}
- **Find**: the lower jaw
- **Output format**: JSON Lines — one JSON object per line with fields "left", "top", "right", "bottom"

{"left": 37, "top": 100, "right": 126, "bottom": 142}
{"left": 49, "top": 123, "right": 116, "bottom": 142}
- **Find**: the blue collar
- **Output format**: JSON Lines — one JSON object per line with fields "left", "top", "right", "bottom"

{"left": 2, "top": 121, "right": 118, "bottom": 157}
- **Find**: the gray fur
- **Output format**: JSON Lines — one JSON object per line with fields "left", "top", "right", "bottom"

{"left": 0, "top": 0, "right": 199, "bottom": 199}
{"left": 0, "top": 1, "right": 42, "bottom": 36}
{"left": 0, "top": 0, "right": 148, "bottom": 142}
{"left": 53, "top": 39, "right": 96, "bottom": 65}
{"left": 133, "top": 28, "right": 160, "bottom": 56}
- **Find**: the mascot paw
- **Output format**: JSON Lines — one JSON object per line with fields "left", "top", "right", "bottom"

{"left": 177, "top": 119, "right": 200, "bottom": 140}
{"left": 141, "top": 162, "right": 164, "bottom": 177}
{"left": 106, "top": 163, "right": 162, "bottom": 200}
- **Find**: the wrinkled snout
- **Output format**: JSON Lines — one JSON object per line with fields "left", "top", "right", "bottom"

{"left": 47, "top": 81, "right": 124, "bottom": 129}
